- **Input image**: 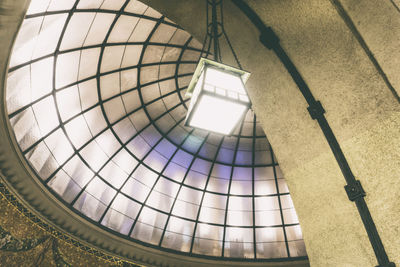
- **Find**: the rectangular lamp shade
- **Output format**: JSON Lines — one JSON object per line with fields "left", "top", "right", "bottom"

{"left": 185, "top": 58, "right": 251, "bottom": 135}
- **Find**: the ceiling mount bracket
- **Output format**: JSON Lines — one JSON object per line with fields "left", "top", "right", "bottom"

{"left": 344, "top": 180, "right": 366, "bottom": 201}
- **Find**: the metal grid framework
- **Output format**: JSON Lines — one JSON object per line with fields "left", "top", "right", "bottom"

{"left": 5, "top": 0, "right": 306, "bottom": 261}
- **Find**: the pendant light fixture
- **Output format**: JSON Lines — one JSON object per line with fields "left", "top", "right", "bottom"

{"left": 184, "top": 0, "right": 251, "bottom": 135}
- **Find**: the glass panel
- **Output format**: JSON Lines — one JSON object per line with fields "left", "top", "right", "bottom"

{"left": 26, "top": 0, "right": 51, "bottom": 15}
{"left": 227, "top": 197, "right": 253, "bottom": 226}
{"left": 47, "top": 0, "right": 74, "bottom": 11}
{"left": 64, "top": 115, "right": 92, "bottom": 149}
{"left": 171, "top": 200, "right": 199, "bottom": 220}
{"left": 254, "top": 180, "right": 277, "bottom": 195}
{"left": 32, "top": 14, "right": 68, "bottom": 59}
{"left": 283, "top": 208, "right": 299, "bottom": 224}
{"left": 9, "top": 17, "right": 42, "bottom": 67}
{"left": 127, "top": 135, "right": 151, "bottom": 159}
{"left": 56, "top": 50, "right": 80, "bottom": 89}
{"left": 78, "top": 79, "right": 98, "bottom": 110}
{"left": 132, "top": 207, "right": 167, "bottom": 244}
{"left": 112, "top": 148, "right": 138, "bottom": 174}
{"left": 48, "top": 170, "right": 80, "bottom": 203}
{"left": 44, "top": 129, "right": 74, "bottom": 165}
{"left": 151, "top": 23, "right": 176, "bottom": 43}
{"left": 63, "top": 155, "right": 94, "bottom": 188}
{"left": 26, "top": 141, "right": 58, "bottom": 179}
{"left": 100, "top": 160, "right": 128, "bottom": 188}
{"left": 73, "top": 191, "right": 107, "bottom": 221}
{"left": 83, "top": 106, "right": 107, "bottom": 135}
{"left": 162, "top": 217, "right": 194, "bottom": 252}
{"left": 84, "top": 13, "right": 116, "bottom": 46}
{"left": 104, "top": 97, "right": 126, "bottom": 123}
{"left": 95, "top": 129, "right": 121, "bottom": 157}
{"left": 6, "top": 1, "right": 306, "bottom": 259}
{"left": 143, "top": 45, "right": 165, "bottom": 64}
{"left": 85, "top": 176, "right": 116, "bottom": 204}
{"left": 128, "top": 19, "right": 156, "bottom": 42}
{"left": 288, "top": 240, "right": 307, "bottom": 257}
{"left": 224, "top": 227, "right": 254, "bottom": 258}
{"left": 132, "top": 165, "right": 158, "bottom": 188}
{"left": 7, "top": 66, "right": 31, "bottom": 114}
{"left": 121, "top": 89, "right": 141, "bottom": 113}
{"left": 60, "top": 12, "right": 95, "bottom": 50}
{"left": 154, "top": 178, "right": 180, "bottom": 198}
{"left": 80, "top": 141, "right": 109, "bottom": 172}
{"left": 77, "top": 0, "right": 103, "bottom": 9}
{"left": 31, "top": 57, "right": 53, "bottom": 101}
{"left": 100, "top": 0, "right": 125, "bottom": 10}
{"left": 113, "top": 118, "right": 137, "bottom": 143}
{"left": 121, "top": 45, "right": 142, "bottom": 68}
{"left": 121, "top": 177, "right": 150, "bottom": 203}
{"left": 256, "top": 241, "right": 287, "bottom": 259}
{"left": 147, "top": 190, "right": 174, "bottom": 212}
{"left": 101, "top": 45, "right": 125, "bottom": 73}
{"left": 109, "top": 15, "right": 139, "bottom": 43}
{"left": 79, "top": 48, "right": 101, "bottom": 80}
{"left": 192, "top": 238, "right": 222, "bottom": 257}
{"left": 124, "top": 0, "right": 148, "bottom": 14}
{"left": 56, "top": 85, "right": 81, "bottom": 122}
{"left": 32, "top": 96, "right": 59, "bottom": 136}
{"left": 101, "top": 209, "right": 134, "bottom": 235}
{"left": 163, "top": 162, "right": 187, "bottom": 183}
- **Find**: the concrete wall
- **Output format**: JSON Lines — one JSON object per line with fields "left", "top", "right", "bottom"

{"left": 142, "top": 0, "right": 400, "bottom": 266}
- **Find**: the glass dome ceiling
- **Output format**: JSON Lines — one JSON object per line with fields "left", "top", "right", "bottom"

{"left": 5, "top": 0, "right": 306, "bottom": 261}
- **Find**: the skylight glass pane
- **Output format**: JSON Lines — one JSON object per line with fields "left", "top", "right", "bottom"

{"left": 128, "top": 19, "right": 156, "bottom": 42}
{"left": 162, "top": 217, "right": 194, "bottom": 252}
{"left": 224, "top": 227, "right": 254, "bottom": 258}
{"left": 26, "top": 0, "right": 51, "bottom": 15}
{"left": 65, "top": 115, "right": 92, "bottom": 149}
{"left": 100, "top": 0, "right": 125, "bottom": 10}
{"left": 83, "top": 106, "right": 107, "bottom": 135}
{"left": 56, "top": 85, "right": 81, "bottom": 121}
{"left": 73, "top": 191, "right": 107, "bottom": 221}
{"left": 44, "top": 129, "right": 74, "bottom": 165}
{"left": 64, "top": 155, "right": 94, "bottom": 188}
{"left": 100, "top": 160, "right": 128, "bottom": 188}
{"left": 84, "top": 13, "right": 115, "bottom": 46}
{"left": 32, "top": 96, "right": 59, "bottom": 136}
{"left": 80, "top": 141, "right": 109, "bottom": 172}
{"left": 6, "top": 0, "right": 305, "bottom": 260}
{"left": 47, "top": 0, "right": 75, "bottom": 11}
{"left": 60, "top": 12, "right": 96, "bottom": 50}
{"left": 110, "top": 15, "right": 139, "bottom": 43}
{"left": 101, "top": 209, "right": 134, "bottom": 235}
{"left": 151, "top": 24, "right": 176, "bottom": 43}
{"left": 9, "top": 17, "right": 42, "bottom": 67}
{"left": 121, "top": 45, "right": 142, "bottom": 68}
{"left": 48, "top": 170, "right": 81, "bottom": 203}
{"left": 79, "top": 48, "right": 101, "bottom": 80}
{"left": 121, "top": 177, "right": 150, "bottom": 202}
{"left": 32, "top": 14, "right": 68, "bottom": 59}
{"left": 56, "top": 51, "right": 80, "bottom": 89}
{"left": 6, "top": 65, "right": 31, "bottom": 114}
{"left": 78, "top": 79, "right": 98, "bottom": 110}
{"left": 31, "top": 57, "right": 53, "bottom": 101}
{"left": 77, "top": 0, "right": 103, "bottom": 9}
{"left": 26, "top": 141, "right": 59, "bottom": 179}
